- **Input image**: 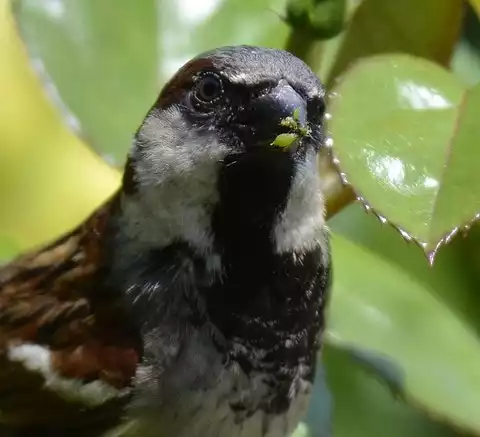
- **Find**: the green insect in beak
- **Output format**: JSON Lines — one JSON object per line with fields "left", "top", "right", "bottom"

{"left": 271, "top": 107, "right": 311, "bottom": 149}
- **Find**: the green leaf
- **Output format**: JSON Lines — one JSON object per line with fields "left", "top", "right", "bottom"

{"left": 13, "top": 0, "right": 158, "bottom": 166}
{"left": 327, "top": 232, "right": 480, "bottom": 433}
{"left": 328, "top": 54, "right": 480, "bottom": 262}
{"left": 330, "top": 204, "right": 480, "bottom": 334}
{"left": 293, "top": 345, "right": 459, "bottom": 437}
{"left": 13, "top": 0, "right": 290, "bottom": 165}
{"left": 321, "top": 346, "right": 458, "bottom": 437}
{"left": 319, "top": 0, "right": 463, "bottom": 88}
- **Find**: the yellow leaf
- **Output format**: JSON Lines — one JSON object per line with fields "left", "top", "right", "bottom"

{"left": 0, "top": 0, "right": 120, "bottom": 254}
{"left": 470, "top": 0, "right": 480, "bottom": 17}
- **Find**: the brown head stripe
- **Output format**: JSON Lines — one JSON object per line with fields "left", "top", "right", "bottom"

{"left": 154, "top": 57, "right": 215, "bottom": 109}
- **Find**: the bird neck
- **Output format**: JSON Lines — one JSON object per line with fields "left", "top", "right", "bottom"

{"left": 106, "top": 146, "right": 327, "bottom": 336}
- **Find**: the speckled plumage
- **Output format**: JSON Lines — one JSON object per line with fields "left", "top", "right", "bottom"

{"left": 0, "top": 46, "right": 331, "bottom": 437}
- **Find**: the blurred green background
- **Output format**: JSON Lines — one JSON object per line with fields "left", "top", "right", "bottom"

{"left": 2, "top": 0, "right": 480, "bottom": 436}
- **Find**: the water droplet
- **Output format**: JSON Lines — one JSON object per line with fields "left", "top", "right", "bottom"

{"left": 398, "top": 228, "right": 412, "bottom": 241}
{"left": 377, "top": 215, "right": 388, "bottom": 224}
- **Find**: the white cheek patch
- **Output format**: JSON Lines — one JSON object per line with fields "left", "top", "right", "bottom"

{"left": 7, "top": 343, "right": 123, "bottom": 407}
{"left": 273, "top": 150, "right": 328, "bottom": 258}
{"left": 120, "top": 108, "right": 229, "bottom": 270}
{"left": 135, "top": 107, "right": 229, "bottom": 185}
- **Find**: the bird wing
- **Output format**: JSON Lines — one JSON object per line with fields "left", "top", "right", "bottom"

{"left": 0, "top": 196, "right": 141, "bottom": 434}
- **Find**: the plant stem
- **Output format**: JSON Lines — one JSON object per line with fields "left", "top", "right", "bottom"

{"left": 319, "top": 149, "right": 356, "bottom": 219}
{"left": 286, "top": 34, "right": 356, "bottom": 220}
{"left": 285, "top": 30, "right": 324, "bottom": 74}
{"left": 285, "top": 0, "right": 354, "bottom": 219}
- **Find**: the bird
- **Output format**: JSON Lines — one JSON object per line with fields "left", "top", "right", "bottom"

{"left": 0, "top": 45, "right": 331, "bottom": 437}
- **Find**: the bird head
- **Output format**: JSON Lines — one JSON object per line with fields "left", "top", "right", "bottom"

{"left": 117, "top": 46, "right": 327, "bottom": 266}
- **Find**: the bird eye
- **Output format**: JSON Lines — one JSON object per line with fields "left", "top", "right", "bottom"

{"left": 193, "top": 74, "right": 223, "bottom": 105}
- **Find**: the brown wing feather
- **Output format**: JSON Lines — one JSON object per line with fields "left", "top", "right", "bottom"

{"left": 0, "top": 194, "right": 141, "bottom": 433}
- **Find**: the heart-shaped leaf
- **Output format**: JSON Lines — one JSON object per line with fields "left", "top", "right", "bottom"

{"left": 13, "top": 0, "right": 290, "bottom": 165}
{"left": 327, "top": 232, "right": 480, "bottom": 433}
{"left": 328, "top": 54, "right": 480, "bottom": 262}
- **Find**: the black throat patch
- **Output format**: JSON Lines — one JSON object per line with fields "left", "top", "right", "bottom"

{"left": 204, "top": 149, "right": 330, "bottom": 414}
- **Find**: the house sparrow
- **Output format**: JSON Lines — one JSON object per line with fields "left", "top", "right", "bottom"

{"left": 0, "top": 45, "right": 331, "bottom": 437}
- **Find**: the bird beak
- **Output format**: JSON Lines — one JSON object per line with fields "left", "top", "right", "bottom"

{"left": 238, "top": 80, "right": 308, "bottom": 149}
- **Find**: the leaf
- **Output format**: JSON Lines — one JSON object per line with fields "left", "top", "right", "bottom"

{"left": 0, "top": 2, "right": 120, "bottom": 252}
{"left": 292, "top": 346, "right": 457, "bottom": 437}
{"left": 327, "top": 232, "right": 480, "bottom": 434}
{"left": 470, "top": 0, "right": 480, "bottom": 18}
{"left": 330, "top": 204, "right": 480, "bottom": 334}
{"left": 320, "top": 0, "right": 463, "bottom": 87}
{"left": 13, "top": 0, "right": 290, "bottom": 165}
{"left": 321, "top": 346, "right": 458, "bottom": 437}
{"left": 328, "top": 54, "right": 480, "bottom": 262}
